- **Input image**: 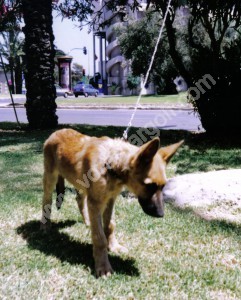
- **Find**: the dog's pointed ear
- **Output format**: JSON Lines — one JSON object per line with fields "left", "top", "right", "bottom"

{"left": 132, "top": 137, "right": 160, "bottom": 166}
{"left": 159, "top": 140, "right": 184, "bottom": 164}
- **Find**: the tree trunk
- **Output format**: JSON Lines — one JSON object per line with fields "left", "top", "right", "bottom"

{"left": 15, "top": 56, "right": 22, "bottom": 94}
{"left": 165, "top": 15, "right": 192, "bottom": 87}
{"left": 9, "top": 58, "right": 15, "bottom": 94}
{"left": 21, "top": 0, "right": 58, "bottom": 129}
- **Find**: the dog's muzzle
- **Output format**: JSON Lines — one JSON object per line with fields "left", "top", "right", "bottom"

{"left": 138, "top": 190, "right": 164, "bottom": 218}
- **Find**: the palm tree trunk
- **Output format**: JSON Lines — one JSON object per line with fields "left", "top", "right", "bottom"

{"left": 21, "top": 0, "right": 58, "bottom": 129}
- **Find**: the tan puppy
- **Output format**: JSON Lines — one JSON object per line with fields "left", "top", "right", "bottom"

{"left": 40, "top": 128, "right": 183, "bottom": 277}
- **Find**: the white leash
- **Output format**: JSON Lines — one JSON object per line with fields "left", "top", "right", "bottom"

{"left": 122, "top": 0, "right": 172, "bottom": 140}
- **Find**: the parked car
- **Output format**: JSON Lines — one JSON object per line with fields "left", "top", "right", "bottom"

{"left": 73, "top": 82, "right": 99, "bottom": 97}
{"left": 55, "top": 84, "right": 72, "bottom": 98}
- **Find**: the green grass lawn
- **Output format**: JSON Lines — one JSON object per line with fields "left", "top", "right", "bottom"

{"left": 56, "top": 93, "right": 190, "bottom": 107}
{"left": 1, "top": 123, "right": 241, "bottom": 299}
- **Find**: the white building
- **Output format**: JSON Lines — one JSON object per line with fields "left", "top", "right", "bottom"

{"left": 93, "top": 0, "right": 155, "bottom": 95}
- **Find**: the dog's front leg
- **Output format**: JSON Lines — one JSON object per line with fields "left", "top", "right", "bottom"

{"left": 103, "top": 198, "right": 128, "bottom": 254}
{"left": 88, "top": 200, "right": 113, "bottom": 277}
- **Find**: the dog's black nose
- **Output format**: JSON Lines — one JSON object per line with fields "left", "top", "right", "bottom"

{"left": 138, "top": 197, "right": 164, "bottom": 218}
{"left": 146, "top": 206, "right": 164, "bottom": 218}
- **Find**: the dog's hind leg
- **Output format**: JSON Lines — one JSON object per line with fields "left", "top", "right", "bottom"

{"left": 103, "top": 198, "right": 128, "bottom": 254}
{"left": 75, "top": 191, "right": 90, "bottom": 226}
{"left": 40, "top": 170, "right": 58, "bottom": 231}
{"left": 56, "top": 175, "right": 65, "bottom": 210}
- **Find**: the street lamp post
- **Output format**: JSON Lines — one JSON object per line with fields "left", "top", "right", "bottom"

{"left": 93, "top": 31, "right": 107, "bottom": 95}
{"left": 68, "top": 47, "right": 87, "bottom": 55}
{"left": 67, "top": 47, "right": 89, "bottom": 81}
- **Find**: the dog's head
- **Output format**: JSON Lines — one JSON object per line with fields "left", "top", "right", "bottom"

{"left": 129, "top": 138, "right": 183, "bottom": 218}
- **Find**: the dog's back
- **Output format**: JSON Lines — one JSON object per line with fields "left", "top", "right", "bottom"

{"left": 43, "top": 129, "right": 116, "bottom": 208}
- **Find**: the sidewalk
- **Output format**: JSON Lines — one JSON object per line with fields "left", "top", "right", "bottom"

{"left": 0, "top": 94, "right": 26, "bottom": 106}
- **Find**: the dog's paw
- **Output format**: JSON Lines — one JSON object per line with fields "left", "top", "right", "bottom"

{"left": 109, "top": 243, "right": 128, "bottom": 254}
{"left": 40, "top": 221, "right": 52, "bottom": 232}
{"left": 96, "top": 263, "right": 113, "bottom": 278}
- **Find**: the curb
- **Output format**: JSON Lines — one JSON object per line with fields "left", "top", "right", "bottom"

{"left": 57, "top": 105, "right": 192, "bottom": 111}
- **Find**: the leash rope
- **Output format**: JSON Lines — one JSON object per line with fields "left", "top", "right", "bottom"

{"left": 122, "top": 0, "right": 172, "bottom": 140}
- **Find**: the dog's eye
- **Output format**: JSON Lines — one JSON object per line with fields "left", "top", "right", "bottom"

{"left": 145, "top": 183, "right": 158, "bottom": 194}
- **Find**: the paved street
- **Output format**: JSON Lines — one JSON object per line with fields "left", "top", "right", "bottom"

{"left": 0, "top": 107, "right": 203, "bottom": 131}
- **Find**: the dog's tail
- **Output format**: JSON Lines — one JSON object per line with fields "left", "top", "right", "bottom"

{"left": 56, "top": 175, "right": 65, "bottom": 210}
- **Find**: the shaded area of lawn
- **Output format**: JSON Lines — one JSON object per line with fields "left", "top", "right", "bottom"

{"left": 1, "top": 122, "right": 241, "bottom": 176}
{"left": 16, "top": 220, "right": 139, "bottom": 277}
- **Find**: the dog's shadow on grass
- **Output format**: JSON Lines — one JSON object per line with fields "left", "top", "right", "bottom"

{"left": 16, "top": 220, "right": 139, "bottom": 277}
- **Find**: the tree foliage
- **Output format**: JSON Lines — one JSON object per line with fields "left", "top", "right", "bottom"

{"left": 116, "top": 12, "right": 177, "bottom": 94}
{"left": 0, "top": 0, "right": 20, "bottom": 31}
{"left": 56, "top": 0, "right": 143, "bottom": 28}
{"left": 0, "top": 30, "right": 24, "bottom": 93}
{"left": 0, "top": 0, "right": 24, "bottom": 94}
{"left": 147, "top": 0, "right": 241, "bottom": 133}
{"left": 72, "top": 62, "right": 84, "bottom": 85}
{"left": 126, "top": 74, "right": 140, "bottom": 94}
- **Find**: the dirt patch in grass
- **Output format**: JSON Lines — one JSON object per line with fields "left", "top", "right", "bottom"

{"left": 164, "top": 169, "right": 241, "bottom": 225}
